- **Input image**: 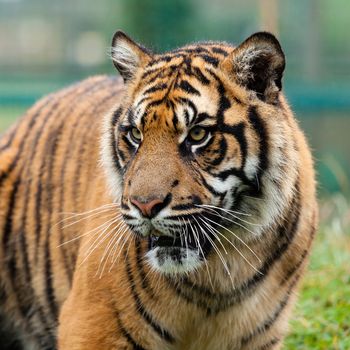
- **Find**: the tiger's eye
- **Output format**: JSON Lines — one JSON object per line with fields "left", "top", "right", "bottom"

{"left": 188, "top": 126, "right": 208, "bottom": 143}
{"left": 130, "top": 127, "right": 142, "bottom": 142}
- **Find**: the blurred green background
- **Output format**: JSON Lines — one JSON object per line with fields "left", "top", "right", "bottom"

{"left": 0, "top": 0, "right": 349, "bottom": 348}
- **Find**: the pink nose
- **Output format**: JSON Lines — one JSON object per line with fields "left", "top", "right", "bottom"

{"left": 130, "top": 197, "right": 164, "bottom": 218}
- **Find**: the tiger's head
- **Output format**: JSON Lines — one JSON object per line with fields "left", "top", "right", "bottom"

{"left": 101, "top": 31, "right": 298, "bottom": 275}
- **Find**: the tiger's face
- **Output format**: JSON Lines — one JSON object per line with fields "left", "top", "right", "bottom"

{"left": 103, "top": 31, "right": 294, "bottom": 275}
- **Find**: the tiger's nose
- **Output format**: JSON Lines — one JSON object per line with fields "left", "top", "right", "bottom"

{"left": 130, "top": 197, "right": 165, "bottom": 218}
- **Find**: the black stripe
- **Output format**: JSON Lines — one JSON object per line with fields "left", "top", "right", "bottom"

{"left": 206, "top": 68, "right": 241, "bottom": 106}
{"left": 112, "top": 107, "right": 123, "bottom": 126}
{"left": 2, "top": 178, "right": 53, "bottom": 346}
{"left": 198, "top": 171, "right": 226, "bottom": 198}
{"left": 122, "top": 214, "right": 135, "bottom": 221}
{"left": 0, "top": 124, "right": 18, "bottom": 152}
{"left": 2, "top": 177, "right": 20, "bottom": 283}
{"left": 145, "top": 98, "right": 166, "bottom": 108}
{"left": 281, "top": 210, "right": 317, "bottom": 286}
{"left": 171, "top": 204, "right": 196, "bottom": 211}
{"left": 195, "top": 112, "right": 215, "bottom": 124}
{"left": 135, "top": 96, "right": 152, "bottom": 110}
{"left": 0, "top": 96, "right": 54, "bottom": 189}
{"left": 72, "top": 87, "right": 120, "bottom": 207}
{"left": 204, "top": 136, "right": 227, "bottom": 167}
{"left": 115, "top": 311, "right": 147, "bottom": 350}
{"left": 171, "top": 46, "right": 211, "bottom": 55}
{"left": 175, "top": 97, "right": 198, "bottom": 124}
{"left": 148, "top": 54, "right": 184, "bottom": 66}
{"left": 192, "top": 67, "right": 210, "bottom": 85}
{"left": 143, "top": 83, "right": 168, "bottom": 95}
{"left": 241, "top": 274, "right": 300, "bottom": 346}
{"left": 177, "top": 80, "right": 200, "bottom": 95}
{"left": 42, "top": 124, "right": 66, "bottom": 323}
{"left": 198, "top": 54, "right": 219, "bottom": 67}
{"left": 255, "top": 338, "right": 280, "bottom": 350}
{"left": 211, "top": 47, "right": 229, "bottom": 56}
{"left": 125, "top": 251, "right": 175, "bottom": 343}
{"left": 218, "top": 122, "right": 247, "bottom": 170}
{"left": 247, "top": 106, "right": 269, "bottom": 195}
{"left": 141, "top": 67, "right": 163, "bottom": 80}
{"left": 121, "top": 134, "right": 137, "bottom": 154}
{"left": 135, "top": 240, "right": 157, "bottom": 300}
{"left": 44, "top": 238, "right": 58, "bottom": 320}
{"left": 214, "top": 168, "right": 252, "bottom": 187}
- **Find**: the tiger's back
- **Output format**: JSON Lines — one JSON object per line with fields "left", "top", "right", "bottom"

{"left": 0, "top": 75, "right": 123, "bottom": 348}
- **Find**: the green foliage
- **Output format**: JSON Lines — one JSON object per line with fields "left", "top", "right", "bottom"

{"left": 285, "top": 195, "right": 350, "bottom": 349}
{"left": 119, "top": 0, "right": 195, "bottom": 50}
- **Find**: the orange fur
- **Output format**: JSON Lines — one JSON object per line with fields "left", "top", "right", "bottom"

{"left": 0, "top": 32, "right": 317, "bottom": 350}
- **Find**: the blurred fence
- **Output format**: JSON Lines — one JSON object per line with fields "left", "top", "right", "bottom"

{"left": 0, "top": 0, "right": 349, "bottom": 194}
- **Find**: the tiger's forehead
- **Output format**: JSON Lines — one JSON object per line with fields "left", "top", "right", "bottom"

{"left": 126, "top": 43, "right": 237, "bottom": 131}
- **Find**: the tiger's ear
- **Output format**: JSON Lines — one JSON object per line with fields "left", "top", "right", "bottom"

{"left": 111, "top": 31, "right": 152, "bottom": 82}
{"left": 228, "top": 32, "right": 285, "bottom": 103}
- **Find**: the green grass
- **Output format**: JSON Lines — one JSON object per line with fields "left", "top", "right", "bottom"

{"left": 285, "top": 234, "right": 350, "bottom": 349}
{"left": 1, "top": 108, "right": 349, "bottom": 349}
{"left": 285, "top": 195, "right": 350, "bottom": 349}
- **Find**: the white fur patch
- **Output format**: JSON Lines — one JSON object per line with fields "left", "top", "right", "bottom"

{"left": 146, "top": 247, "right": 202, "bottom": 275}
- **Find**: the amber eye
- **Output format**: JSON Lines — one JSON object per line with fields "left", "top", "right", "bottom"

{"left": 130, "top": 127, "right": 142, "bottom": 143}
{"left": 188, "top": 126, "right": 209, "bottom": 143}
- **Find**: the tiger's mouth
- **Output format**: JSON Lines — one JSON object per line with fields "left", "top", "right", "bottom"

{"left": 145, "top": 227, "right": 215, "bottom": 275}
{"left": 149, "top": 234, "right": 199, "bottom": 250}
{"left": 148, "top": 228, "right": 208, "bottom": 251}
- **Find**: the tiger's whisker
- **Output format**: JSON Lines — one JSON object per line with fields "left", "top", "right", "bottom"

{"left": 124, "top": 235, "right": 134, "bottom": 262}
{"left": 100, "top": 226, "right": 130, "bottom": 277}
{"left": 96, "top": 221, "right": 125, "bottom": 276}
{"left": 180, "top": 218, "right": 189, "bottom": 262}
{"left": 109, "top": 224, "right": 128, "bottom": 266}
{"left": 192, "top": 216, "right": 228, "bottom": 255}
{"left": 110, "top": 230, "right": 132, "bottom": 267}
{"left": 199, "top": 205, "right": 261, "bottom": 227}
{"left": 191, "top": 216, "right": 234, "bottom": 287}
{"left": 196, "top": 204, "right": 251, "bottom": 217}
{"left": 203, "top": 215, "right": 261, "bottom": 263}
{"left": 79, "top": 217, "right": 121, "bottom": 267}
{"left": 188, "top": 216, "right": 215, "bottom": 292}
{"left": 55, "top": 203, "right": 119, "bottom": 226}
{"left": 199, "top": 216, "right": 262, "bottom": 275}
{"left": 58, "top": 202, "right": 119, "bottom": 218}
{"left": 203, "top": 208, "right": 259, "bottom": 235}
{"left": 108, "top": 228, "right": 130, "bottom": 272}
{"left": 111, "top": 226, "right": 132, "bottom": 265}
{"left": 59, "top": 210, "right": 121, "bottom": 230}
{"left": 57, "top": 215, "right": 120, "bottom": 247}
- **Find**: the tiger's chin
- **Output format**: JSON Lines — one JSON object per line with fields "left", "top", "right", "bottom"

{"left": 146, "top": 246, "right": 203, "bottom": 275}
{"left": 144, "top": 234, "right": 204, "bottom": 274}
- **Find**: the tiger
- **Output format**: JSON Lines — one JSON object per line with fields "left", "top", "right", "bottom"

{"left": 0, "top": 30, "right": 318, "bottom": 350}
